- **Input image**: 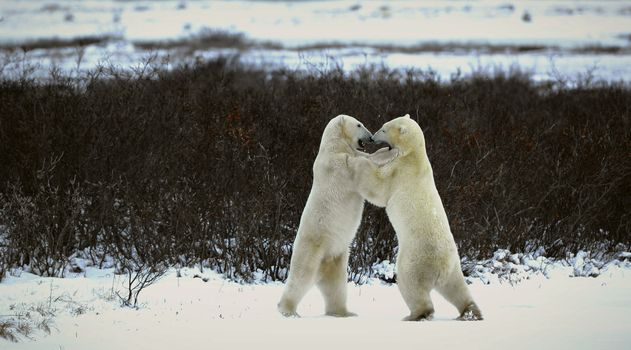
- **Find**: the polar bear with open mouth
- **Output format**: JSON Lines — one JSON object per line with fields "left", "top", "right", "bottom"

{"left": 349, "top": 114, "right": 483, "bottom": 321}
{"left": 278, "top": 114, "right": 387, "bottom": 317}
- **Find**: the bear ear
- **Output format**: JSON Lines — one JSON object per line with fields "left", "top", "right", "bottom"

{"left": 403, "top": 114, "right": 410, "bottom": 119}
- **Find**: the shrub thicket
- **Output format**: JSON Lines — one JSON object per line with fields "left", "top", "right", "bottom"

{"left": 0, "top": 58, "right": 629, "bottom": 282}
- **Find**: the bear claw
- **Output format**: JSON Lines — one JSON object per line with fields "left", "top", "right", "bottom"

{"left": 279, "top": 310, "right": 300, "bottom": 318}
{"left": 403, "top": 311, "right": 434, "bottom": 321}
{"left": 326, "top": 311, "right": 358, "bottom": 318}
{"left": 457, "top": 303, "right": 483, "bottom": 321}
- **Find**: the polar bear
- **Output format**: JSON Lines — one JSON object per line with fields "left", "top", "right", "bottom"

{"left": 278, "top": 114, "right": 378, "bottom": 317}
{"left": 348, "top": 114, "right": 483, "bottom": 321}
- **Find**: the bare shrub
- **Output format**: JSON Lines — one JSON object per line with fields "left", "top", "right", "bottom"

{"left": 0, "top": 215, "right": 8, "bottom": 282}
{"left": 116, "top": 259, "right": 167, "bottom": 308}
{"left": 0, "top": 303, "right": 54, "bottom": 342}
{"left": 0, "top": 320, "right": 17, "bottom": 342}
{"left": 0, "top": 57, "right": 629, "bottom": 283}
{"left": 1, "top": 181, "right": 85, "bottom": 277}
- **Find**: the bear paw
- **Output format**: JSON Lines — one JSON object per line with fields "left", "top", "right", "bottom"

{"left": 403, "top": 310, "right": 434, "bottom": 321}
{"left": 457, "top": 303, "right": 483, "bottom": 321}
{"left": 279, "top": 309, "right": 301, "bottom": 318}
{"left": 368, "top": 148, "right": 398, "bottom": 166}
{"left": 277, "top": 303, "right": 300, "bottom": 318}
{"left": 325, "top": 310, "right": 358, "bottom": 318}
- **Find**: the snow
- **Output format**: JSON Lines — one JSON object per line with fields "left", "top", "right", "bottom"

{"left": 1, "top": 253, "right": 630, "bottom": 349}
{"left": 2, "top": 0, "right": 630, "bottom": 47}
{"left": 1, "top": 0, "right": 631, "bottom": 82}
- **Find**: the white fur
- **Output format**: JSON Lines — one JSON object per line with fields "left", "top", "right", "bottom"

{"left": 349, "top": 114, "right": 483, "bottom": 321}
{"left": 277, "top": 114, "right": 372, "bottom": 317}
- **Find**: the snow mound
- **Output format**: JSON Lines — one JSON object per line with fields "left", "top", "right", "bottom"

{"left": 369, "top": 249, "right": 631, "bottom": 286}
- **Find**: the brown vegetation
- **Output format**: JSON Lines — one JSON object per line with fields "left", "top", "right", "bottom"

{"left": 0, "top": 57, "right": 629, "bottom": 282}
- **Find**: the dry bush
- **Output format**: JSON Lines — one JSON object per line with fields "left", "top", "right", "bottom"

{"left": 0, "top": 320, "right": 18, "bottom": 342}
{"left": 0, "top": 57, "right": 629, "bottom": 282}
{"left": 1, "top": 181, "right": 85, "bottom": 277}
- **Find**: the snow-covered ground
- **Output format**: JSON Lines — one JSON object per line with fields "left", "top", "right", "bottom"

{"left": 1, "top": 0, "right": 631, "bottom": 82}
{"left": 1, "top": 252, "right": 631, "bottom": 349}
{"left": 2, "top": 0, "right": 630, "bottom": 47}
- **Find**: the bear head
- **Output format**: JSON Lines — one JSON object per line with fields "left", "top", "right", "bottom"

{"left": 324, "top": 114, "right": 373, "bottom": 153}
{"left": 371, "top": 114, "right": 425, "bottom": 157}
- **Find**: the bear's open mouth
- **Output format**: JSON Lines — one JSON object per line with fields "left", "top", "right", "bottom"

{"left": 361, "top": 140, "right": 391, "bottom": 153}
{"left": 357, "top": 138, "right": 368, "bottom": 152}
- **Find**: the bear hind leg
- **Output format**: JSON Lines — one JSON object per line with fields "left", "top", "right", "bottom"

{"left": 397, "top": 274, "right": 434, "bottom": 321}
{"left": 317, "top": 252, "right": 356, "bottom": 317}
{"left": 401, "top": 293, "right": 434, "bottom": 322}
{"left": 278, "top": 246, "right": 323, "bottom": 317}
{"left": 436, "top": 269, "right": 483, "bottom": 321}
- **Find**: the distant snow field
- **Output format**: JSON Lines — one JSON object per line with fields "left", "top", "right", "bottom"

{"left": 1, "top": 0, "right": 631, "bottom": 82}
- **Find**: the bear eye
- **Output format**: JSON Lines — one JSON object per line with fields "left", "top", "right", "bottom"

{"left": 357, "top": 124, "right": 361, "bottom": 128}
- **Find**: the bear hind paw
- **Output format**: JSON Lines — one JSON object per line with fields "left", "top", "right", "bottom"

{"left": 279, "top": 310, "right": 301, "bottom": 318}
{"left": 403, "top": 310, "right": 434, "bottom": 322}
{"left": 325, "top": 310, "right": 358, "bottom": 318}
{"left": 277, "top": 303, "right": 301, "bottom": 318}
{"left": 457, "top": 303, "right": 483, "bottom": 321}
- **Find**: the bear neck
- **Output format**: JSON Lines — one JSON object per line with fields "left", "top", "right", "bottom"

{"left": 319, "top": 129, "right": 353, "bottom": 154}
{"left": 322, "top": 140, "right": 353, "bottom": 155}
{"left": 402, "top": 147, "right": 433, "bottom": 178}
